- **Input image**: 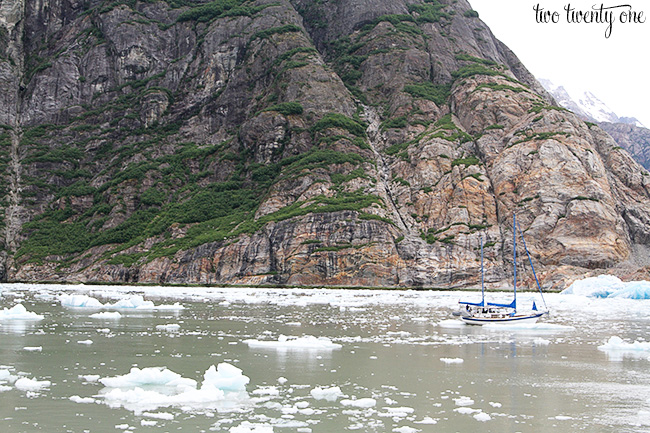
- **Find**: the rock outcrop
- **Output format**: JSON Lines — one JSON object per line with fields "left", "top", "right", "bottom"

{"left": 1, "top": 0, "right": 649, "bottom": 289}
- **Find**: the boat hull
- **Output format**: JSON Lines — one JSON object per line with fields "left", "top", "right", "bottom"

{"left": 460, "top": 312, "right": 545, "bottom": 326}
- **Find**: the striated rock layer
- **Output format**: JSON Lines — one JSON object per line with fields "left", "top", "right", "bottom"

{"left": 1, "top": 0, "right": 649, "bottom": 289}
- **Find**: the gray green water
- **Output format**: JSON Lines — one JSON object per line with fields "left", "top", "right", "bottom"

{"left": 1, "top": 283, "right": 650, "bottom": 432}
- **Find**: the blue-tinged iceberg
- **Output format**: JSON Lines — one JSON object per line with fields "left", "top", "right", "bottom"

{"left": 561, "top": 275, "right": 650, "bottom": 299}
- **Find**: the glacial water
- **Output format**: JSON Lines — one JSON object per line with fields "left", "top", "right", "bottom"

{"left": 1, "top": 283, "right": 650, "bottom": 433}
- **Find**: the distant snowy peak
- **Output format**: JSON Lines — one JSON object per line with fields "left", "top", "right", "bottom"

{"left": 539, "top": 78, "right": 645, "bottom": 128}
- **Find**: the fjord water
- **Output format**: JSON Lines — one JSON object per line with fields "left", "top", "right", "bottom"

{"left": 1, "top": 284, "right": 649, "bottom": 432}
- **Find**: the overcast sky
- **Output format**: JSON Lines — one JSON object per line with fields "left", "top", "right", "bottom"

{"left": 469, "top": 0, "right": 650, "bottom": 127}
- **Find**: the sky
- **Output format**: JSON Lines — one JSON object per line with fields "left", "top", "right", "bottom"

{"left": 468, "top": 0, "right": 650, "bottom": 127}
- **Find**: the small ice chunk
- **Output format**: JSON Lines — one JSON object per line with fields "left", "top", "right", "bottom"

{"left": 340, "top": 398, "right": 377, "bottom": 408}
{"left": 115, "top": 424, "right": 130, "bottom": 430}
{"left": 229, "top": 421, "right": 274, "bottom": 432}
{"left": 474, "top": 412, "right": 491, "bottom": 422}
{"left": 15, "top": 377, "right": 51, "bottom": 391}
{"left": 23, "top": 346, "right": 42, "bottom": 352}
{"left": 70, "top": 395, "right": 96, "bottom": 404}
{"left": 0, "top": 304, "right": 44, "bottom": 320}
{"left": 252, "top": 386, "right": 280, "bottom": 396}
{"left": 80, "top": 374, "right": 101, "bottom": 382}
{"left": 414, "top": 417, "right": 437, "bottom": 424}
{"left": 142, "top": 412, "right": 174, "bottom": 420}
{"left": 533, "top": 338, "right": 551, "bottom": 345}
{"left": 393, "top": 427, "right": 419, "bottom": 433}
{"left": 310, "top": 386, "right": 344, "bottom": 401}
{"left": 78, "top": 340, "right": 94, "bottom": 345}
{"left": 553, "top": 415, "right": 573, "bottom": 420}
{"left": 454, "top": 407, "right": 480, "bottom": 415}
{"left": 453, "top": 396, "right": 474, "bottom": 406}
{"left": 90, "top": 311, "right": 122, "bottom": 319}
{"left": 141, "top": 420, "right": 157, "bottom": 426}
{"left": 156, "top": 324, "right": 181, "bottom": 331}
{"left": 489, "top": 401, "right": 502, "bottom": 408}
{"left": 277, "top": 377, "right": 288, "bottom": 385}
{"left": 440, "top": 358, "right": 463, "bottom": 364}
{"left": 244, "top": 335, "right": 342, "bottom": 350}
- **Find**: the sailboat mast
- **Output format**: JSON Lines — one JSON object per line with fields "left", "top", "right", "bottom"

{"left": 513, "top": 214, "right": 517, "bottom": 308}
{"left": 481, "top": 236, "right": 485, "bottom": 306}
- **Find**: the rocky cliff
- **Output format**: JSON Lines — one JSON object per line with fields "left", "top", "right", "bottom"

{"left": 1, "top": 0, "right": 649, "bottom": 289}
{"left": 597, "top": 122, "right": 650, "bottom": 171}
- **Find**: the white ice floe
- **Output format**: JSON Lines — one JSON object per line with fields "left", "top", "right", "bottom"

{"left": 473, "top": 412, "right": 491, "bottom": 422}
{"left": 100, "top": 366, "right": 198, "bottom": 390}
{"left": 15, "top": 377, "right": 51, "bottom": 391}
{"left": 244, "top": 335, "right": 342, "bottom": 351}
{"left": 0, "top": 304, "right": 44, "bottom": 320}
{"left": 70, "top": 395, "right": 96, "bottom": 404}
{"left": 59, "top": 293, "right": 183, "bottom": 310}
{"left": 453, "top": 396, "right": 474, "bottom": 406}
{"left": 229, "top": 422, "right": 274, "bottom": 433}
{"left": 23, "top": 346, "right": 42, "bottom": 352}
{"left": 598, "top": 336, "right": 650, "bottom": 361}
{"left": 90, "top": 311, "right": 122, "bottom": 319}
{"left": 97, "top": 363, "right": 250, "bottom": 414}
{"left": 340, "top": 398, "right": 377, "bottom": 408}
{"left": 414, "top": 417, "right": 437, "bottom": 424}
{"left": 310, "top": 386, "right": 344, "bottom": 401}
{"left": 79, "top": 374, "right": 101, "bottom": 382}
{"left": 435, "top": 319, "right": 465, "bottom": 328}
{"left": 142, "top": 412, "right": 174, "bottom": 420}
{"left": 380, "top": 407, "right": 415, "bottom": 418}
{"left": 77, "top": 340, "right": 94, "bottom": 345}
{"left": 392, "top": 427, "right": 419, "bottom": 433}
{"left": 156, "top": 324, "right": 181, "bottom": 331}
{"left": 454, "top": 407, "right": 480, "bottom": 415}
{"left": 561, "top": 275, "right": 650, "bottom": 299}
{"left": 440, "top": 358, "right": 464, "bottom": 364}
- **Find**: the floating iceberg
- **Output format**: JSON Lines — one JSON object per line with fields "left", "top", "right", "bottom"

{"left": 100, "top": 366, "right": 198, "bottom": 390}
{"left": 59, "top": 294, "right": 104, "bottom": 308}
{"left": 340, "top": 398, "right": 376, "bottom": 408}
{"left": 0, "top": 303, "right": 44, "bottom": 320}
{"left": 598, "top": 336, "right": 650, "bottom": 361}
{"left": 90, "top": 311, "right": 122, "bottom": 319}
{"left": 244, "top": 335, "right": 342, "bottom": 351}
{"left": 561, "top": 275, "right": 650, "bottom": 299}
{"left": 59, "top": 293, "right": 184, "bottom": 310}
{"left": 96, "top": 363, "right": 250, "bottom": 414}
{"left": 15, "top": 377, "right": 51, "bottom": 391}
{"left": 310, "top": 386, "right": 344, "bottom": 401}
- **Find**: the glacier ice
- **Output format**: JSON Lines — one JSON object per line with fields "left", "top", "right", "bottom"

{"left": 562, "top": 275, "right": 650, "bottom": 299}
{"left": 244, "top": 335, "right": 342, "bottom": 350}
{"left": 0, "top": 304, "right": 44, "bottom": 320}
{"left": 95, "top": 363, "right": 250, "bottom": 413}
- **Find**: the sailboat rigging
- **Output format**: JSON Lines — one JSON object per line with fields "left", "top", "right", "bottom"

{"left": 456, "top": 214, "right": 549, "bottom": 325}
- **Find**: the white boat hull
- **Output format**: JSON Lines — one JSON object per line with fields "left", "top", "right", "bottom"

{"left": 460, "top": 312, "right": 544, "bottom": 326}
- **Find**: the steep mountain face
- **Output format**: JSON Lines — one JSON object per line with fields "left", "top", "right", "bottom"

{"left": 1, "top": 0, "right": 649, "bottom": 288}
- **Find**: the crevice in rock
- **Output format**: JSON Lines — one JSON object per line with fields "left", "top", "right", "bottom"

{"left": 362, "top": 104, "right": 410, "bottom": 235}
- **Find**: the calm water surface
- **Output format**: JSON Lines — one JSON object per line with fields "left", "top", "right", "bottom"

{"left": 1, "top": 283, "right": 649, "bottom": 432}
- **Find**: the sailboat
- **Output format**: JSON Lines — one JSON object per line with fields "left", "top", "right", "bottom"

{"left": 456, "top": 214, "right": 549, "bottom": 325}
